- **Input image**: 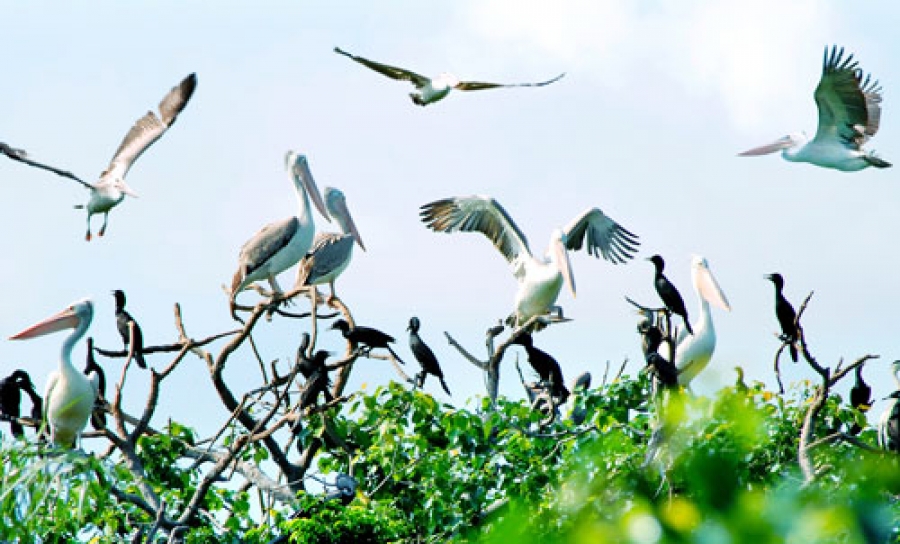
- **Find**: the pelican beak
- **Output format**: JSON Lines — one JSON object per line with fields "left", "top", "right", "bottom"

{"left": 119, "top": 181, "right": 139, "bottom": 198}
{"left": 290, "top": 154, "right": 331, "bottom": 223}
{"left": 554, "top": 237, "right": 576, "bottom": 297}
{"left": 10, "top": 305, "right": 79, "bottom": 340}
{"left": 695, "top": 263, "right": 731, "bottom": 311}
{"left": 334, "top": 197, "right": 366, "bottom": 251}
{"left": 737, "top": 136, "right": 796, "bottom": 156}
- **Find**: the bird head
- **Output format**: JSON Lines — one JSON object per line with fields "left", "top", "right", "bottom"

{"left": 325, "top": 187, "right": 366, "bottom": 251}
{"left": 330, "top": 319, "right": 350, "bottom": 333}
{"left": 285, "top": 151, "right": 330, "bottom": 222}
{"left": 10, "top": 299, "right": 93, "bottom": 341}
{"left": 647, "top": 254, "right": 665, "bottom": 272}
{"left": 407, "top": 316, "right": 421, "bottom": 333}
{"left": 764, "top": 273, "right": 785, "bottom": 290}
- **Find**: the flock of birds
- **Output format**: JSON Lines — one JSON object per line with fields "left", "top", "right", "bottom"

{"left": 0, "top": 45, "right": 898, "bottom": 459}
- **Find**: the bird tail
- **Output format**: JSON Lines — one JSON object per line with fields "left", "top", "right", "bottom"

{"left": 387, "top": 345, "right": 405, "bottom": 365}
{"left": 864, "top": 154, "right": 892, "bottom": 168}
{"left": 438, "top": 375, "right": 452, "bottom": 396}
{"left": 134, "top": 351, "right": 147, "bottom": 370}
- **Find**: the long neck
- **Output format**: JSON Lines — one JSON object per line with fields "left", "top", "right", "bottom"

{"left": 295, "top": 180, "right": 312, "bottom": 223}
{"left": 894, "top": 367, "right": 900, "bottom": 389}
{"left": 59, "top": 320, "right": 88, "bottom": 377}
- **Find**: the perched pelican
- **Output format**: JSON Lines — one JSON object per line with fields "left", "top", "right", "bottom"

{"left": 0, "top": 370, "right": 42, "bottom": 438}
{"left": 420, "top": 196, "right": 639, "bottom": 327}
{"left": 9, "top": 299, "right": 98, "bottom": 448}
{"left": 113, "top": 290, "right": 146, "bottom": 369}
{"left": 407, "top": 317, "right": 451, "bottom": 396}
{"left": 673, "top": 256, "right": 731, "bottom": 386}
{"left": 878, "top": 361, "right": 900, "bottom": 452}
{"left": 765, "top": 273, "right": 799, "bottom": 362}
{"left": 849, "top": 364, "right": 872, "bottom": 436}
{"left": 334, "top": 47, "right": 565, "bottom": 106}
{"left": 47, "top": 73, "right": 198, "bottom": 240}
{"left": 648, "top": 255, "right": 693, "bottom": 336}
{"left": 330, "top": 319, "right": 404, "bottom": 364}
{"left": 739, "top": 46, "right": 890, "bottom": 171}
{"left": 230, "top": 152, "right": 330, "bottom": 310}
{"left": 295, "top": 187, "right": 366, "bottom": 304}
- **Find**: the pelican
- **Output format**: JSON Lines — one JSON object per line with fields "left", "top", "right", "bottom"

{"left": 51, "top": 74, "right": 198, "bottom": 240}
{"left": 878, "top": 360, "right": 900, "bottom": 452}
{"left": 9, "top": 299, "right": 98, "bottom": 448}
{"left": 295, "top": 187, "right": 366, "bottom": 304}
{"left": 230, "top": 152, "right": 330, "bottom": 309}
{"left": 420, "top": 196, "right": 639, "bottom": 327}
{"left": 739, "top": 45, "right": 890, "bottom": 171}
{"left": 334, "top": 47, "right": 565, "bottom": 106}
{"left": 672, "top": 256, "right": 731, "bottom": 386}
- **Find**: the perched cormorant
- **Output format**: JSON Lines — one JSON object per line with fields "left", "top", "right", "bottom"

{"left": 113, "top": 290, "right": 146, "bottom": 369}
{"left": 648, "top": 255, "right": 693, "bottom": 336}
{"left": 641, "top": 324, "right": 678, "bottom": 388}
{"left": 330, "top": 319, "right": 404, "bottom": 364}
{"left": 0, "top": 370, "right": 42, "bottom": 437}
{"left": 298, "top": 350, "right": 334, "bottom": 410}
{"left": 878, "top": 361, "right": 900, "bottom": 452}
{"left": 848, "top": 364, "right": 872, "bottom": 435}
{"left": 765, "top": 273, "right": 799, "bottom": 362}
{"left": 83, "top": 338, "right": 107, "bottom": 430}
{"left": 407, "top": 317, "right": 451, "bottom": 396}
{"left": 511, "top": 333, "right": 569, "bottom": 403}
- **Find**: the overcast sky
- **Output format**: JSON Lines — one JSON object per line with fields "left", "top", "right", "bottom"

{"left": 1, "top": 1, "right": 898, "bottom": 439}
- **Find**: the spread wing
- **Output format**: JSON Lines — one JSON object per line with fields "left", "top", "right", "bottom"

{"left": 420, "top": 195, "right": 531, "bottom": 263}
{"left": 562, "top": 208, "right": 639, "bottom": 264}
{"left": 296, "top": 232, "right": 354, "bottom": 286}
{"left": 102, "top": 73, "right": 198, "bottom": 180}
{"left": 334, "top": 47, "right": 430, "bottom": 88}
{"left": 238, "top": 217, "right": 299, "bottom": 277}
{"left": 812, "top": 46, "right": 882, "bottom": 150}
{"left": 455, "top": 72, "right": 565, "bottom": 92}
{"left": 1, "top": 142, "right": 89, "bottom": 187}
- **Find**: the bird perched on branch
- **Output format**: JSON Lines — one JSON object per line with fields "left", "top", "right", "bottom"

{"left": 878, "top": 361, "right": 900, "bottom": 453}
{"left": 29, "top": 73, "right": 197, "bottom": 240}
{"left": 112, "top": 290, "right": 146, "bottom": 369}
{"left": 298, "top": 350, "right": 334, "bottom": 411}
{"left": 407, "top": 317, "right": 451, "bottom": 396}
{"left": 0, "top": 370, "right": 42, "bottom": 438}
{"left": 765, "top": 273, "right": 799, "bottom": 362}
{"left": 648, "top": 255, "right": 693, "bottom": 336}
{"left": 674, "top": 256, "right": 731, "bottom": 386}
{"left": 334, "top": 46, "right": 565, "bottom": 107}
{"left": 849, "top": 364, "right": 872, "bottom": 436}
{"left": 640, "top": 322, "right": 678, "bottom": 389}
{"left": 330, "top": 319, "right": 404, "bottom": 364}
{"left": 83, "top": 338, "right": 107, "bottom": 430}
{"left": 739, "top": 45, "right": 890, "bottom": 171}
{"left": 511, "top": 332, "right": 569, "bottom": 403}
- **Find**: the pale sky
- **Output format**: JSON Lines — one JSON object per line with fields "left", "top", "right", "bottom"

{"left": 1, "top": 1, "right": 898, "bottom": 439}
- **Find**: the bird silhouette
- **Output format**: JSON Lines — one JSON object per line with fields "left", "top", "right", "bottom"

{"left": 648, "top": 255, "right": 693, "bottom": 335}
{"left": 330, "top": 319, "right": 404, "bottom": 364}
{"left": 765, "top": 273, "right": 799, "bottom": 362}
{"left": 407, "top": 317, "right": 451, "bottom": 395}
{"left": 113, "top": 290, "right": 147, "bottom": 369}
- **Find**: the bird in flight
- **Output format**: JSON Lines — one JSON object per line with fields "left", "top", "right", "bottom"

{"left": 334, "top": 47, "right": 564, "bottom": 106}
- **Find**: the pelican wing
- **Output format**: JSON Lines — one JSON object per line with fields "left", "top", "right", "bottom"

{"left": 238, "top": 217, "right": 299, "bottom": 277}
{"left": 1, "top": 143, "right": 89, "bottom": 186}
{"left": 812, "top": 46, "right": 882, "bottom": 149}
{"left": 455, "top": 72, "right": 565, "bottom": 92}
{"left": 296, "top": 232, "right": 354, "bottom": 286}
{"left": 102, "top": 73, "right": 198, "bottom": 179}
{"left": 420, "top": 195, "right": 531, "bottom": 262}
{"left": 562, "top": 208, "right": 639, "bottom": 264}
{"left": 334, "top": 47, "right": 430, "bottom": 88}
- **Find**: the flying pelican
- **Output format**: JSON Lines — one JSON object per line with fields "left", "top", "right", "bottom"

{"left": 420, "top": 196, "right": 639, "bottom": 328}
{"left": 765, "top": 273, "right": 799, "bottom": 362}
{"left": 648, "top": 255, "right": 693, "bottom": 336}
{"left": 334, "top": 47, "right": 565, "bottom": 106}
{"left": 878, "top": 361, "right": 900, "bottom": 452}
{"left": 9, "top": 299, "right": 98, "bottom": 448}
{"left": 673, "top": 256, "right": 731, "bottom": 386}
{"left": 48, "top": 73, "right": 198, "bottom": 240}
{"left": 295, "top": 187, "right": 366, "bottom": 305}
{"left": 230, "top": 152, "right": 330, "bottom": 311}
{"left": 739, "top": 45, "right": 890, "bottom": 171}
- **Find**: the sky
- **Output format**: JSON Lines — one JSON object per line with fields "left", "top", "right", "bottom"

{"left": 0, "top": 1, "right": 898, "bottom": 442}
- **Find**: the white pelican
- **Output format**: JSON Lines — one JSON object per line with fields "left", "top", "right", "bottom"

{"left": 47, "top": 73, "right": 197, "bottom": 240}
{"left": 672, "top": 256, "right": 731, "bottom": 386}
{"left": 420, "top": 196, "right": 639, "bottom": 327}
{"left": 9, "top": 299, "right": 98, "bottom": 448}
{"left": 739, "top": 45, "right": 890, "bottom": 171}
{"left": 295, "top": 187, "right": 366, "bottom": 304}
{"left": 334, "top": 47, "right": 565, "bottom": 107}
{"left": 878, "top": 360, "right": 900, "bottom": 452}
{"left": 231, "top": 152, "right": 330, "bottom": 307}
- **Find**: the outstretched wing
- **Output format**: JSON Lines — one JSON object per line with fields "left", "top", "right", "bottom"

{"left": 102, "top": 73, "right": 198, "bottom": 180}
{"left": 334, "top": 47, "right": 430, "bottom": 88}
{"left": 420, "top": 195, "right": 531, "bottom": 263}
{"left": 562, "top": 207, "right": 639, "bottom": 264}
{"left": 455, "top": 72, "right": 565, "bottom": 92}
{"left": 812, "top": 46, "right": 882, "bottom": 149}
{"left": 1, "top": 142, "right": 89, "bottom": 187}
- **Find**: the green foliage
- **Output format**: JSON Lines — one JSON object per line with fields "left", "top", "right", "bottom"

{"left": 280, "top": 494, "right": 411, "bottom": 543}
